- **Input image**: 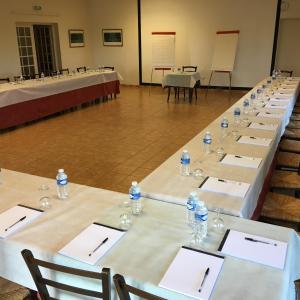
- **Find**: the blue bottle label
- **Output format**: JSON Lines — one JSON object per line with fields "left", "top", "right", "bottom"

{"left": 243, "top": 100, "right": 249, "bottom": 107}
{"left": 221, "top": 121, "right": 228, "bottom": 128}
{"left": 187, "top": 200, "right": 195, "bottom": 211}
{"left": 234, "top": 108, "right": 241, "bottom": 116}
{"left": 130, "top": 192, "right": 141, "bottom": 200}
{"left": 57, "top": 179, "right": 68, "bottom": 185}
{"left": 250, "top": 93, "right": 256, "bottom": 99}
{"left": 195, "top": 212, "right": 208, "bottom": 221}
{"left": 181, "top": 157, "right": 190, "bottom": 165}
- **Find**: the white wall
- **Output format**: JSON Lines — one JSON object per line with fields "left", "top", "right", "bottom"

{"left": 281, "top": 0, "right": 300, "bottom": 19}
{"left": 88, "top": 0, "right": 139, "bottom": 85}
{"left": 141, "top": 0, "right": 277, "bottom": 87}
{"left": 0, "top": 0, "right": 92, "bottom": 78}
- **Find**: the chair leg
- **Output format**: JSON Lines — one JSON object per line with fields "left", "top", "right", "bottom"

{"left": 195, "top": 87, "right": 197, "bottom": 100}
{"left": 183, "top": 88, "right": 186, "bottom": 100}
{"left": 167, "top": 87, "right": 170, "bottom": 102}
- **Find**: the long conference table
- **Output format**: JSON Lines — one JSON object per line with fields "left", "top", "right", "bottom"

{"left": 1, "top": 77, "right": 300, "bottom": 299}
{"left": 141, "top": 77, "right": 300, "bottom": 219}
{"left": 0, "top": 70, "right": 121, "bottom": 130}
{"left": 0, "top": 168, "right": 300, "bottom": 300}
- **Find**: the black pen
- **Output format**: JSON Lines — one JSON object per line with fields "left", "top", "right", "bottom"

{"left": 4, "top": 216, "right": 26, "bottom": 231}
{"left": 245, "top": 237, "right": 277, "bottom": 246}
{"left": 88, "top": 237, "right": 109, "bottom": 256}
{"left": 218, "top": 179, "right": 226, "bottom": 182}
{"left": 250, "top": 136, "right": 256, "bottom": 139}
{"left": 198, "top": 268, "right": 210, "bottom": 292}
{"left": 235, "top": 155, "right": 242, "bottom": 158}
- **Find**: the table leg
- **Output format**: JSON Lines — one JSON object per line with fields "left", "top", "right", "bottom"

{"left": 167, "top": 87, "right": 170, "bottom": 102}
{"left": 189, "top": 88, "right": 193, "bottom": 103}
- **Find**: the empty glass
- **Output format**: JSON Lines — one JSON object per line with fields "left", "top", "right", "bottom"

{"left": 38, "top": 184, "right": 51, "bottom": 209}
{"left": 119, "top": 212, "right": 132, "bottom": 230}
{"left": 212, "top": 208, "right": 225, "bottom": 233}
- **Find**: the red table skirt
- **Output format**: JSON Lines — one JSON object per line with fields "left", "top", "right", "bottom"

{"left": 0, "top": 80, "right": 120, "bottom": 130}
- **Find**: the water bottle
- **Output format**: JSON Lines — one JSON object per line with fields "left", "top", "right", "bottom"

{"left": 41, "top": 72, "right": 45, "bottom": 81}
{"left": 220, "top": 117, "right": 229, "bottom": 139}
{"left": 203, "top": 132, "right": 212, "bottom": 154}
{"left": 257, "top": 88, "right": 262, "bottom": 100}
{"left": 194, "top": 200, "right": 208, "bottom": 241}
{"left": 233, "top": 107, "right": 241, "bottom": 126}
{"left": 272, "top": 69, "right": 277, "bottom": 80}
{"left": 180, "top": 150, "right": 190, "bottom": 176}
{"left": 243, "top": 99, "right": 250, "bottom": 115}
{"left": 56, "top": 169, "right": 68, "bottom": 199}
{"left": 186, "top": 192, "right": 198, "bottom": 226}
{"left": 129, "top": 181, "right": 142, "bottom": 215}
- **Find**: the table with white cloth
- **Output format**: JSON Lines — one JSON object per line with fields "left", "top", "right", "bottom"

{"left": 0, "top": 169, "right": 299, "bottom": 300}
{"left": 0, "top": 70, "right": 121, "bottom": 130}
{"left": 162, "top": 71, "right": 201, "bottom": 102}
{"left": 140, "top": 78, "right": 300, "bottom": 219}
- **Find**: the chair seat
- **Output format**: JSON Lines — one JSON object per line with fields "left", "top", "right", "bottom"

{"left": 284, "top": 128, "right": 300, "bottom": 140}
{"left": 279, "top": 139, "right": 300, "bottom": 153}
{"left": 0, "top": 277, "right": 30, "bottom": 300}
{"left": 271, "top": 170, "right": 300, "bottom": 189}
{"left": 291, "top": 115, "right": 300, "bottom": 121}
{"left": 261, "top": 192, "right": 300, "bottom": 223}
{"left": 277, "top": 151, "right": 300, "bottom": 168}
{"left": 288, "top": 120, "right": 300, "bottom": 129}
{"left": 294, "top": 107, "right": 300, "bottom": 114}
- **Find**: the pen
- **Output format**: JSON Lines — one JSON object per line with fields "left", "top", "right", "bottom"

{"left": 4, "top": 216, "right": 26, "bottom": 231}
{"left": 235, "top": 155, "right": 242, "bottom": 158}
{"left": 218, "top": 179, "right": 226, "bottom": 182}
{"left": 198, "top": 268, "right": 210, "bottom": 292}
{"left": 244, "top": 237, "right": 277, "bottom": 246}
{"left": 88, "top": 237, "right": 109, "bottom": 256}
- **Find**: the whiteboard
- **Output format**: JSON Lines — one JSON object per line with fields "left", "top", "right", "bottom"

{"left": 211, "top": 31, "right": 239, "bottom": 72}
{"left": 152, "top": 33, "right": 175, "bottom": 67}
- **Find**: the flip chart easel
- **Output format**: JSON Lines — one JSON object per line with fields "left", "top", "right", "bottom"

{"left": 208, "top": 30, "right": 239, "bottom": 90}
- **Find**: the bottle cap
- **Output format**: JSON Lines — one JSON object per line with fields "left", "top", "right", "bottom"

{"left": 132, "top": 181, "right": 138, "bottom": 186}
{"left": 183, "top": 149, "right": 188, "bottom": 153}
{"left": 189, "top": 191, "right": 198, "bottom": 198}
{"left": 58, "top": 169, "right": 64, "bottom": 173}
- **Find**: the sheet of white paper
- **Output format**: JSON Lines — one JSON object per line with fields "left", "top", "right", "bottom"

{"left": 264, "top": 103, "right": 288, "bottom": 109}
{"left": 272, "top": 94, "right": 291, "bottom": 100}
{"left": 277, "top": 88, "right": 294, "bottom": 94}
{"left": 199, "top": 176, "right": 250, "bottom": 198}
{"left": 269, "top": 98, "right": 290, "bottom": 103}
{"left": 220, "top": 154, "right": 262, "bottom": 169}
{"left": 159, "top": 247, "right": 224, "bottom": 300}
{"left": 219, "top": 230, "right": 287, "bottom": 269}
{"left": 59, "top": 223, "right": 125, "bottom": 265}
{"left": 237, "top": 135, "right": 272, "bottom": 147}
{"left": 0, "top": 205, "right": 43, "bottom": 239}
{"left": 256, "top": 112, "right": 283, "bottom": 119}
{"left": 248, "top": 122, "right": 278, "bottom": 131}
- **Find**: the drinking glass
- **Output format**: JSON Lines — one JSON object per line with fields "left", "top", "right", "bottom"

{"left": 212, "top": 208, "right": 225, "bottom": 233}
{"left": 119, "top": 212, "right": 132, "bottom": 230}
{"left": 38, "top": 184, "right": 51, "bottom": 209}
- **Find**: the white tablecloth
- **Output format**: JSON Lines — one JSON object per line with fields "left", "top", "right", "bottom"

{"left": 140, "top": 78, "right": 300, "bottom": 218}
{"left": 0, "top": 169, "right": 299, "bottom": 300}
{"left": 162, "top": 71, "right": 201, "bottom": 88}
{"left": 0, "top": 71, "right": 121, "bottom": 109}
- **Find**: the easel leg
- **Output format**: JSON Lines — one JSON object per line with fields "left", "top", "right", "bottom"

{"left": 167, "top": 87, "right": 170, "bottom": 102}
{"left": 149, "top": 68, "right": 154, "bottom": 95}
{"left": 229, "top": 72, "right": 232, "bottom": 91}
{"left": 206, "top": 71, "right": 214, "bottom": 97}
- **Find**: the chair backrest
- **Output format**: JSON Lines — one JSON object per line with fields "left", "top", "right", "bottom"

{"left": 59, "top": 68, "right": 69, "bottom": 75}
{"left": 113, "top": 274, "right": 166, "bottom": 300}
{"left": 77, "top": 66, "right": 87, "bottom": 73}
{"left": 0, "top": 77, "right": 10, "bottom": 83}
{"left": 103, "top": 67, "right": 114, "bottom": 71}
{"left": 182, "top": 66, "right": 197, "bottom": 72}
{"left": 22, "top": 249, "right": 111, "bottom": 300}
{"left": 281, "top": 70, "right": 293, "bottom": 77}
{"left": 296, "top": 279, "right": 300, "bottom": 300}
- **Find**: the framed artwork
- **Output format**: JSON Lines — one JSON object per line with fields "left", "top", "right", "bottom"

{"left": 69, "top": 29, "right": 84, "bottom": 47}
{"left": 102, "top": 29, "right": 123, "bottom": 46}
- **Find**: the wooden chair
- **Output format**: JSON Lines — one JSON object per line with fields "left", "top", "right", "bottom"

{"left": 0, "top": 277, "right": 31, "bottom": 300}
{"left": 288, "top": 120, "right": 300, "bottom": 129}
{"left": 280, "top": 70, "right": 293, "bottom": 77}
{"left": 181, "top": 65, "right": 200, "bottom": 101}
{"left": 260, "top": 192, "right": 300, "bottom": 231}
{"left": 77, "top": 66, "right": 87, "bottom": 73}
{"left": 279, "top": 139, "right": 300, "bottom": 154}
{"left": 59, "top": 68, "right": 69, "bottom": 75}
{"left": 113, "top": 274, "right": 166, "bottom": 300}
{"left": 284, "top": 128, "right": 300, "bottom": 141}
{"left": 0, "top": 77, "right": 10, "bottom": 83}
{"left": 21, "top": 249, "right": 111, "bottom": 300}
{"left": 277, "top": 151, "right": 300, "bottom": 171}
{"left": 13, "top": 75, "right": 30, "bottom": 81}
{"left": 295, "top": 279, "right": 300, "bottom": 300}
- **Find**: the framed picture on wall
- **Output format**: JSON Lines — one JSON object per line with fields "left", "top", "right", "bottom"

{"left": 69, "top": 29, "right": 85, "bottom": 47}
{"left": 102, "top": 29, "right": 123, "bottom": 46}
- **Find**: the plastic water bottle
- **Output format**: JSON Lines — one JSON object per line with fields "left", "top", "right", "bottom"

{"left": 243, "top": 99, "right": 250, "bottom": 115}
{"left": 194, "top": 200, "right": 208, "bottom": 241}
{"left": 56, "top": 169, "right": 68, "bottom": 199}
{"left": 180, "top": 150, "right": 190, "bottom": 176}
{"left": 257, "top": 88, "right": 262, "bottom": 100}
{"left": 186, "top": 192, "right": 198, "bottom": 226}
{"left": 41, "top": 72, "right": 45, "bottom": 81}
{"left": 220, "top": 116, "right": 229, "bottom": 137}
{"left": 233, "top": 107, "right": 241, "bottom": 126}
{"left": 129, "top": 181, "right": 142, "bottom": 215}
{"left": 203, "top": 132, "right": 212, "bottom": 154}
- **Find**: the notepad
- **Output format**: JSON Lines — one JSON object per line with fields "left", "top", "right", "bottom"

{"left": 199, "top": 176, "right": 250, "bottom": 198}
{"left": 269, "top": 98, "right": 290, "bottom": 103}
{"left": 248, "top": 122, "right": 278, "bottom": 131}
{"left": 277, "top": 88, "right": 294, "bottom": 94}
{"left": 59, "top": 223, "right": 126, "bottom": 265}
{"left": 0, "top": 204, "right": 43, "bottom": 238}
{"left": 159, "top": 247, "right": 224, "bottom": 300}
{"left": 237, "top": 135, "right": 272, "bottom": 147}
{"left": 218, "top": 229, "right": 287, "bottom": 269}
{"left": 272, "top": 94, "right": 291, "bottom": 100}
{"left": 256, "top": 112, "right": 283, "bottom": 119}
{"left": 220, "top": 154, "right": 262, "bottom": 169}
{"left": 264, "top": 103, "right": 288, "bottom": 109}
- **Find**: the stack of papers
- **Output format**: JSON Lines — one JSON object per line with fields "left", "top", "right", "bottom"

{"left": 265, "top": 103, "right": 288, "bottom": 109}
{"left": 218, "top": 229, "right": 287, "bottom": 269}
{"left": 198, "top": 176, "right": 250, "bottom": 198}
{"left": 256, "top": 112, "right": 283, "bottom": 119}
{"left": 159, "top": 247, "right": 224, "bottom": 300}
{"left": 248, "top": 122, "right": 278, "bottom": 131}
{"left": 220, "top": 154, "right": 262, "bottom": 169}
{"left": 0, "top": 205, "right": 43, "bottom": 238}
{"left": 59, "top": 223, "right": 126, "bottom": 265}
{"left": 237, "top": 135, "right": 272, "bottom": 147}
